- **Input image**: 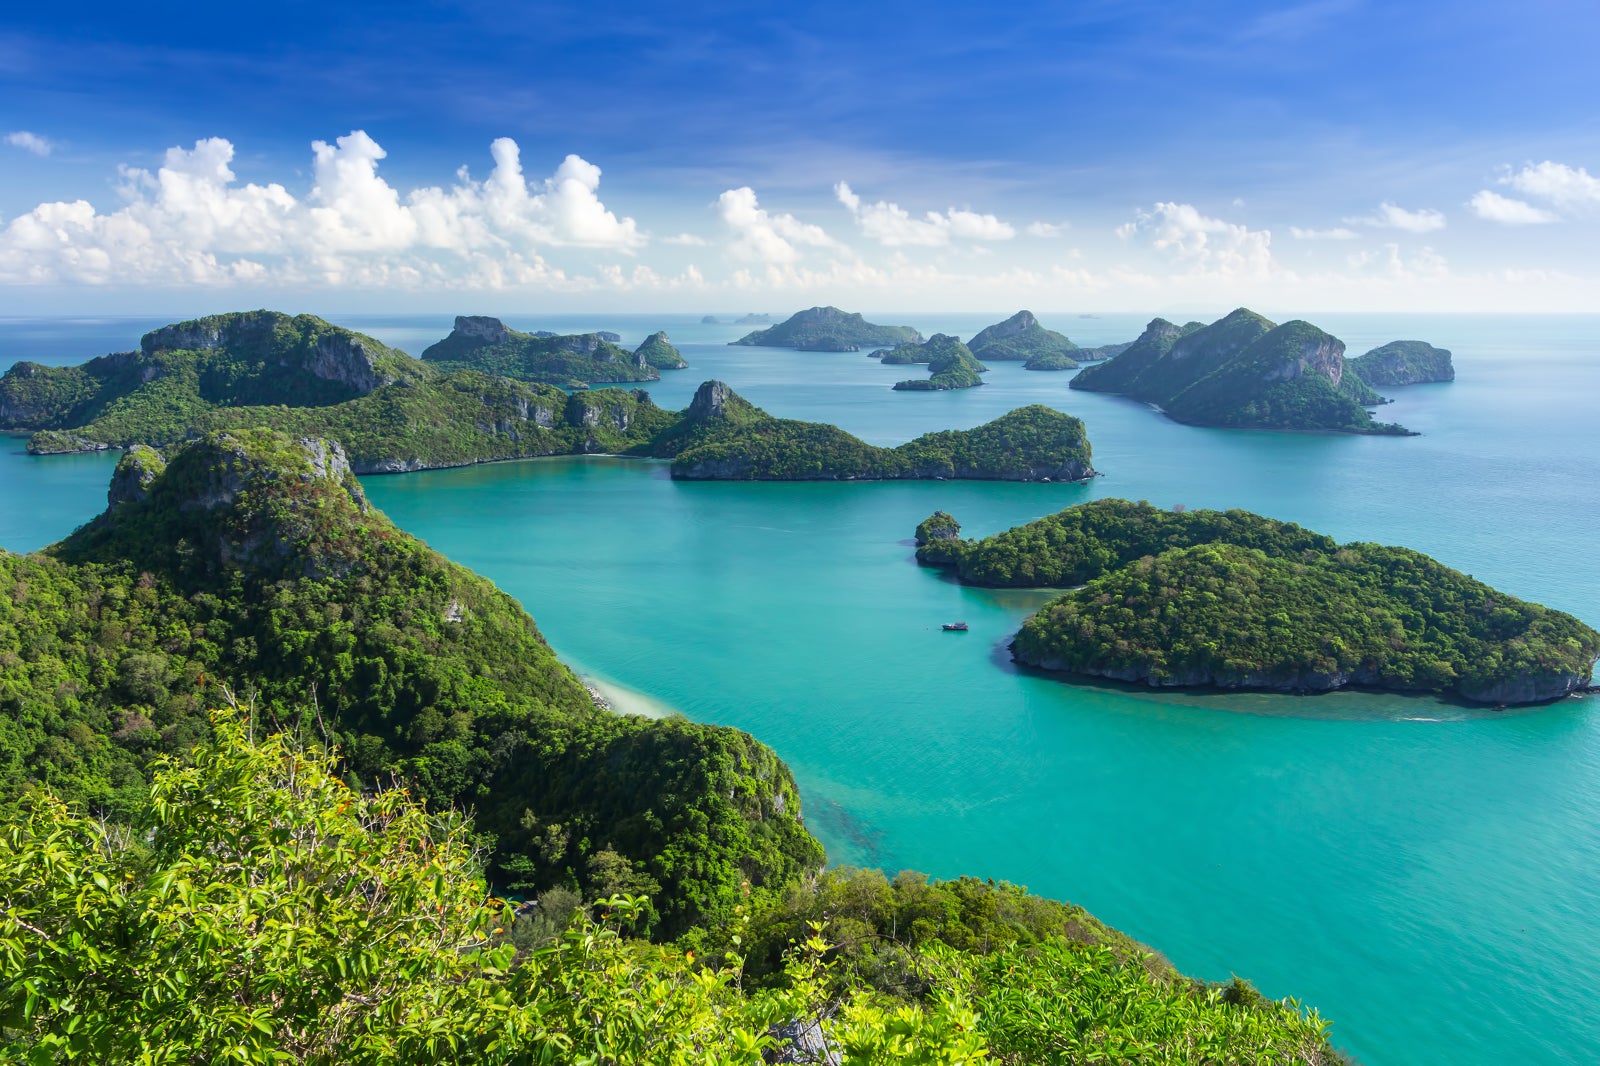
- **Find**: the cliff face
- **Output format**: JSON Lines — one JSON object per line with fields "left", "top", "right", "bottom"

{"left": 143, "top": 311, "right": 399, "bottom": 394}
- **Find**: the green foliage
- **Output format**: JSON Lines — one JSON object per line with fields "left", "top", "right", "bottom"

{"left": 1347, "top": 340, "right": 1455, "bottom": 386}
{"left": 422, "top": 321, "right": 659, "bottom": 386}
{"left": 671, "top": 400, "right": 1094, "bottom": 482}
{"left": 918, "top": 499, "right": 1335, "bottom": 587}
{"left": 893, "top": 335, "right": 987, "bottom": 391}
{"left": 1072, "top": 309, "right": 1417, "bottom": 434}
{"left": 0, "top": 720, "right": 1345, "bottom": 1065}
{"left": 635, "top": 331, "right": 689, "bottom": 370}
{"left": 731, "top": 306, "right": 923, "bottom": 349}
{"left": 0, "top": 430, "right": 821, "bottom": 933}
{"left": 937, "top": 500, "right": 1600, "bottom": 703}
{"left": 875, "top": 342, "right": 931, "bottom": 365}
{"left": 1021, "top": 352, "right": 1077, "bottom": 371}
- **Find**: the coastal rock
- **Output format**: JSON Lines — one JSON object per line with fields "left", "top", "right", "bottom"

{"left": 688, "top": 379, "right": 735, "bottom": 419}
{"left": 107, "top": 445, "right": 166, "bottom": 508}
{"left": 452, "top": 315, "right": 513, "bottom": 344}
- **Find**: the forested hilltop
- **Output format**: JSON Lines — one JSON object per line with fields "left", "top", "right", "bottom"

{"left": 0, "top": 435, "right": 1348, "bottom": 1063}
{"left": 420, "top": 314, "right": 674, "bottom": 384}
{"left": 917, "top": 500, "right": 1600, "bottom": 705}
{"left": 1069, "top": 308, "right": 1426, "bottom": 434}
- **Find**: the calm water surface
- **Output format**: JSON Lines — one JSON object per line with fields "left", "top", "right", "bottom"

{"left": 3, "top": 311, "right": 1598, "bottom": 1065}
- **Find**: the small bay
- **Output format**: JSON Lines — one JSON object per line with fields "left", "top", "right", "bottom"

{"left": 2, "top": 311, "right": 1598, "bottom": 1064}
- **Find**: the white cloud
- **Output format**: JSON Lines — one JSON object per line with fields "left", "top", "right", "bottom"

{"left": 1502, "top": 161, "right": 1600, "bottom": 210}
{"left": 1289, "top": 226, "right": 1358, "bottom": 240}
{"left": 1025, "top": 221, "right": 1068, "bottom": 237}
{"left": 1118, "top": 202, "right": 1273, "bottom": 277}
{"left": 0, "top": 131, "right": 643, "bottom": 287}
{"left": 834, "top": 181, "right": 1016, "bottom": 246}
{"left": 717, "top": 186, "right": 838, "bottom": 264}
{"left": 1347, "top": 202, "right": 1446, "bottom": 233}
{"left": 1468, "top": 190, "right": 1557, "bottom": 225}
{"left": 5, "top": 131, "right": 54, "bottom": 156}
{"left": 663, "top": 232, "right": 709, "bottom": 246}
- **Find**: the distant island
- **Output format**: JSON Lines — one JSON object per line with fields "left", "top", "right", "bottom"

{"left": 886, "top": 334, "right": 988, "bottom": 391}
{"left": 734, "top": 313, "right": 772, "bottom": 324}
{"left": 667, "top": 382, "right": 1093, "bottom": 480}
{"left": 0, "top": 311, "right": 1095, "bottom": 480}
{"left": 916, "top": 499, "right": 1599, "bottom": 705}
{"left": 968, "top": 310, "right": 1080, "bottom": 368}
{"left": 730, "top": 306, "right": 922, "bottom": 349}
{"left": 700, "top": 315, "right": 720, "bottom": 324}
{"left": 1069, "top": 308, "right": 1421, "bottom": 434}
{"left": 1347, "top": 340, "right": 1455, "bottom": 386}
{"left": 422, "top": 315, "right": 657, "bottom": 386}
{"left": 635, "top": 330, "right": 688, "bottom": 370}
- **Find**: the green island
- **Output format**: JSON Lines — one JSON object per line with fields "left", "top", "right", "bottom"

{"left": 1347, "top": 340, "right": 1456, "bottom": 386}
{"left": 1069, "top": 308, "right": 1417, "bottom": 434}
{"left": 0, "top": 432, "right": 1345, "bottom": 1063}
{"left": 420, "top": 315, "right": 661, "bottom": 385}
{"left": 668, "top": 383, "right": 1095, "bottom": 480}
{"left": 730, "top": 305, "right": 923, "bottom": 350}
{"left": 0, "top": 311, "right": 1086, "bottom": 480}
{"left": 635, "top": 329, "right": 689, "bottom": 369}
{"left": 887, "top": 334, "right": 989, "bottom": 391}
{"left": 967, "top": 310, "right": 1080, "bottom": 368}
{"left": 916, "top": 499, "right": 1600, "bottom": 705}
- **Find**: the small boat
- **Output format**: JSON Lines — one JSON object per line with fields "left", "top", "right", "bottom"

{"left": 942, "top": 622, "right": 969, "bottom": 632}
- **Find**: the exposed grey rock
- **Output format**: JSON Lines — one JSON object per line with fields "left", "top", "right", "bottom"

{"left": 453, "top": 315, "right": 512, "bottom": 344}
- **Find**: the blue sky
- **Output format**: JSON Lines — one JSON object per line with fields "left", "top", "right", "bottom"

{"left": 2, "top": 0, "right": 1598, "bottom": 312}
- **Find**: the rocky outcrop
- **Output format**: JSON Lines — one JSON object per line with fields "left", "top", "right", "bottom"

{"left": 451, "top": 315, "right": 512, "bottom": 344}
{"left": 1458, "top": 671, "right": 1592, "bottom": 706}
{"left": 688, "top": 379, "right": 735, "bottom": 420}
{"left": 107, "top": 445, "right": 166, "bottom": 508}
{"left": 636, "top": 331, "right": 688, "bottom": 370}
{"left": 304, "top": 333, "right": 390, "bottom": 393}
{"left": 1262, "top": 332, "right": 1345, "bottom": 387}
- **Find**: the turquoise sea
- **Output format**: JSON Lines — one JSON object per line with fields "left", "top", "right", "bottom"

{"left": 3, "top": 310, "right": 1598, "bottom": 1065}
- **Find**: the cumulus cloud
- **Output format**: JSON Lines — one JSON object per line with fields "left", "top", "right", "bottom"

{"left": 1468, "top": 190, "right": 1557, "bottom": 225}
{"left": 0, "top": 131, "right": 643, "bottom": 286}
{"left": 1025, "top": 221, "right": 1068, "bottom": 237}
{"left": 5, "top": 131, "right": 54, "bottom": 156}
{"left": 1346, "top": 202, "right": 1446, "bottom": 233}
{"left": 1118, "top": 202, "right": 1273, "bottom": 277}
{"left": 1289, "top": 226, "right": 1358, "bottom": 240}
{"left": 717, "top": 187, "right": 838, "bottom": 263}
{"left": 1501, "top": 161, "right": 1600, "bottom": 210}
{"left": 834, "top": 181, "right": 1015, "bottom": 246}
{"left": 663, "top": 232, "right": 709, "bottom": 246}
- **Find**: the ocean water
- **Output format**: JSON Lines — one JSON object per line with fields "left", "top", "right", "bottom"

{"left": 3, "top": 310, "right": 1599, "bottom": 1065}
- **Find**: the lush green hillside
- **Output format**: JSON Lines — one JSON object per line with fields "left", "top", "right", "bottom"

{"left": 1348, "top": 340, "right": 1456, "bottom": 385}
{"left": 731, "top": 306, "right": 923, "bottom": 349}
{"left": 671, "top": 388, "right": 1095, "bottom": 481}
{"left": 891, "top": 334, "right": 988, "bottom": 391}
{"left": 1071, "top": 309, "right": 1416, "bottom": 434}
{"left": 967, "top": 310, "right": 1080, "bottom": 366}
{"left": 0, "top": 721, "right": 1347, "bottom": 1064}
{"left": 917, "top": 500, "right": 1600, "bottom": 704}
{"left": 0, "top": 430, "right": 821, "bottom": 935}
{"left": 0, "top": 310, "right": 427, "bottom": 441}
{"left": 421, "top": 315, "right": 658, "bottom": 385}
{"left": 635, "top": 330, "right": 689, "bottom": 369}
